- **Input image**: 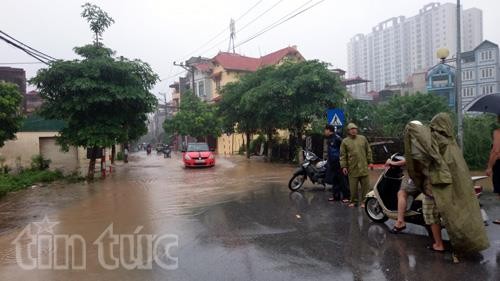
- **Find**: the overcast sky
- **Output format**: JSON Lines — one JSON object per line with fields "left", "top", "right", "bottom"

{"left": 1, "top": 0, "right": 499, "bottom": 99}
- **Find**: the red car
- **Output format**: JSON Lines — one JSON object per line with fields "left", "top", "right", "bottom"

{"left": 182, "top": 143, "right": 215, "bottom": 167}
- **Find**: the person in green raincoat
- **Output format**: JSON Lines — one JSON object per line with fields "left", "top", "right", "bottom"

{"left": 429, "top": 113, "right": 489, "bottom": 254}
{"left": 404, "top": 120, "right": 452, "bottom": 252}
{"left": 340, "top": 123, "right": 373, "bottom": 208}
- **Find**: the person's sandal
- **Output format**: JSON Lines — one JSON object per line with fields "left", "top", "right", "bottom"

{"left": 493, "top": 220, "right": 500, "bottom": 225}
{"left": 390, "top": 225, "right": 406, "bottom": 234}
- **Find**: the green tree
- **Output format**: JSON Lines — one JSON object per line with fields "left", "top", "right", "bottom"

{"left": 164, "top": 91, "right": 221, "bottom": 141}
{"left": 376, "top": 93, "right": 451, "bottom": 137}
{"left": 218, "top": 61, "right": 345, "bottom": 160}
{"left": 0, "top": 82, "right": 23, "bottom": 147}
{"left": 31, "top": 5, "right": 158, "bottom": 179}
{"left": 273, "top": 61, "right": 346, "bottom": 137}
{"left": 81, "top": 2, "right": 115, "bottom": 45}
{"left": 344, "top": 99, "right": 378, "bottom": 135}
{"left": 218, "top": 67, "right": 274, "bottom": 158}
{"left": 463, "top": 114, "right": 497, "bottom": 169}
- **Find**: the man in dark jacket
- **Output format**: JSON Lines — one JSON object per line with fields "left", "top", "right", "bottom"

{"left": 324, "top": 125, "right": 350, "bottom": 202}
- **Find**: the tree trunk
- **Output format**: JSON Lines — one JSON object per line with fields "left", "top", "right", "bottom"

{"left": 245, "top": 132, "right": 251, "bottom": 159}
{"left": 87, "top": 146, "right": 97, "bottom": 180}
{"left": 266, "top": 131, "right": 273, "bottom": 161}
{"left": 111, "top": 144, "right": 116, "bottom": 164}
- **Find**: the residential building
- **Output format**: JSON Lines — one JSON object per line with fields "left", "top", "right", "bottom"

{"left": 0, "top": 66, "right": 27, "bottom": 110}
{"left": 167, "top": 46, "right": 305, "bottom": 155}
{"left": 427, "top": 63, "right": 456, "bottom": 108}
{"left": 348, "top": 2, "right": 483, "bottom": 94}
{"left": 461, "top": 40, "right": 500, "bottom": 110}
{"left": 25, "top": 90, "right": 43, "bottom": 114}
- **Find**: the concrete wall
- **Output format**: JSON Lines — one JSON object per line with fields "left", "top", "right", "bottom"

{"left": 0, "top": 132, "right": 114, "bottom": 175}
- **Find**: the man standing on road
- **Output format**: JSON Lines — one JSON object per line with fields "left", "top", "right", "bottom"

{"left": 324, "top": 125, "right": 350, "bottom": 202}
{"left": 340, "top": 123, "right": 373, "bottom": 208}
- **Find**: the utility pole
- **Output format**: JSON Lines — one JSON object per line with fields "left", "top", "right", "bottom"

{"left": 173, "top": 61, "right": 195, "bottom": 93}
{"left": 228, "top": 19, "right": 236, "bottom": 53}
{"left": 456, "top": 0, "right": 464, "bottom": 148}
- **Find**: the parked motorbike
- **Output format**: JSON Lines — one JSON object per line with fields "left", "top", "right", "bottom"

{"left": 163, "top": 145, "right": 172, "bottom": 158}
{"left": 364, "top": 153, "right": 489, "bottom": 227}
{"left": 288, "top": 150, "right": 327, "bottom": 191}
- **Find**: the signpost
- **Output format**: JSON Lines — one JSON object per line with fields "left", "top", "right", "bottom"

{"left": 327, "top": 109, "right": 345, "bottom": 130}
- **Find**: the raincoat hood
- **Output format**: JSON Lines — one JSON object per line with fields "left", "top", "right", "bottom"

{"left": 430, "top": 113, "right": 455, "bottom": 138}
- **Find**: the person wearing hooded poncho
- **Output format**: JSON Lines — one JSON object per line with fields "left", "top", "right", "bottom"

{"left": 429, "top": 113, "right": 489, "bottom": 254}
{"left": 404, "top": 114, "right": 489, "bottom": 254}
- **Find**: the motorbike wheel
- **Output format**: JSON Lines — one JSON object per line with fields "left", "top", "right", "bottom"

{"left": 365, "top": 197, "right": 388, "bottom": 223}
{"left": 288, "top": 174, "right": 306, "bottom": 191}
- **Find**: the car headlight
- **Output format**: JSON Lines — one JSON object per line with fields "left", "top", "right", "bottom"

{"left": 184, "top": 154, "right": 191, "bottom": 160}
{"left": 209, "top": 154, "right": 215, "bottom": 159}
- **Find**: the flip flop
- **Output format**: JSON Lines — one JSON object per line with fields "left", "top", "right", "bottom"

{"left": 426, "top": 245, "right": 446, "bottom": 253}
{"left": 493, "top": 220, "right": 500, "bottom": 225}
{"left": 390, "top": 225, "right": 407, "bottom": 234}
{"left": 342, "top": 199, "right": 350, "bottom": 203}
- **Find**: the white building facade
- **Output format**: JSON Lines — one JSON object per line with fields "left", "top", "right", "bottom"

{"left": 461, "top": 40, "right": 500, "bottom": 110}
{"left": 347, "top": 2, "right": 483, "bottom": 94}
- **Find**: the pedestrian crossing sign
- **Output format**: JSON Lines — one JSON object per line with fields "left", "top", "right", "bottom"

{"left": 327, "top": 109, "right": 345, "bottom": 128}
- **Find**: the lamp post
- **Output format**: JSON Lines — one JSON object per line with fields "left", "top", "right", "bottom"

{"left": 456, "top": 0, "right": 464, "bottom": 149}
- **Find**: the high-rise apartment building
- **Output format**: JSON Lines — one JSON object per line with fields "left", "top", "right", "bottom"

{"left": 347, "top": 2, "right": 483, "bottom": 94}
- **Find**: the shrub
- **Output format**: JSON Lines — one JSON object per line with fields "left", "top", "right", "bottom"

{"left": 30, "top": 155, "right": 51, "bottom": 171}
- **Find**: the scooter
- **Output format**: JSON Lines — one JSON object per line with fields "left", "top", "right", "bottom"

{"left": 163, "top": 145, "right": 172, "bottom": 158}
{"left": 288, "top": 150, "right": 327, "bottom": 191}
{"left": 364, "top": 154, "right": 489, "bottom": 226}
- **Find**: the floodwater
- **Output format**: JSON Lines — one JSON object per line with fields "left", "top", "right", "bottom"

{"left": 0, "top": 153, "right": 498, "bottom": 281}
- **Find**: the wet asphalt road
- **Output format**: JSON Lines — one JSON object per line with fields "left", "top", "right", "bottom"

{"left": 0, "top": 152, "right": 499, "bottom": 281}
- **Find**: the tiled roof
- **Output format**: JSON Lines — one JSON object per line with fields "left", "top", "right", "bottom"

{"left": 212, "top": 46, "right": 302, "bottom": 72}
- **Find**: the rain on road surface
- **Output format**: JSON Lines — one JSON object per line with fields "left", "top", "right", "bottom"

{"left": 0, "top": 152, "right": 499, "bottom": 281}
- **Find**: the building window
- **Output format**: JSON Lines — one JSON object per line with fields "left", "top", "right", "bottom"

{"left": 462, "top": 70, "right": 474, "bottom": 81}
{"left": 481, "top": 85, "right": 495, "bottom": 95}
{"left": 480, "top": 68, "right": 494, "bottom": 79}
{"left": 198, "top": 81, "right": 205, "bottom": 97}
{"left": 462, "top": 87, "right": 475, "bottom": 97}
{"left": 215, "top": 79, "right": 221, "bottom": 92}
{"left": 480, "top": 50, "right": 493, "bottom": 61}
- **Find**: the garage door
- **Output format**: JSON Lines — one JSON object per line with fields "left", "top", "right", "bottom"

{"left": 39, "top": 137, "right": 78, "bottom": 173}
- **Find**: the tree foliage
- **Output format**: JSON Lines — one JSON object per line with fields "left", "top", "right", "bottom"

{"left": 345, "top": 93, "right": 451, "bottom": 137}
{"left": 218, "top": 60, "right": 345, "bottom": 159}
{"left": 81, "top": 2, "right": 115, "bottom": 45}
{"left": 463, "top": 114, "right": 498, "bottom": 169}
{"left": 0, "top": 81, "right": 23, "bottom": 147}
{"left": 164, "top": 91, "right": 221, "bottom": 140}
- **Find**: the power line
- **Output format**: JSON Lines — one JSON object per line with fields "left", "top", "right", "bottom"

{"left": 180, "top": 0, "right": 263, "bottom": 61}
{"left": 238, "top": 0, "right": 285, "bottom": 34}
{"left": 160, "top": 69, "right": 187, "bottom": 81}
{"left": 0, "top": 30, "right": 57, "bottom": 61}
{"left": 0, "top": 62, "right": 46, "bottom": 65}
{"left": 189, "top": 0, "right": 284, "bottom": 59}
{"left": 0, "top": 34, "right": 50, "bottom": 65}
{"left": 193, "top": 0, "right": 313, "bottom": 58}
{"left": 235, "top": 0, "right": 325, "bottom": 49}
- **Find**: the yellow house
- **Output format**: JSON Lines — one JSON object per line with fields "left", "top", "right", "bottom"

{"left": 208, "top": 46, "right": 305, "bottom": 155}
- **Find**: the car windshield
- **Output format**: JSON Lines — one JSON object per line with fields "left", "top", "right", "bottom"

{"left": 187, "top": 143, "right": 209, "bottom": 152}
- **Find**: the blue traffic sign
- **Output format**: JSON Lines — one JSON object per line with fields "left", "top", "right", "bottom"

{"left": 327, "top": 109, "right": 345, "bottom": 128}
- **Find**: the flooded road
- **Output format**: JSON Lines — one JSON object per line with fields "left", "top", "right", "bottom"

{"left": 0, "top": 152, "right": 499, "bottom": 281}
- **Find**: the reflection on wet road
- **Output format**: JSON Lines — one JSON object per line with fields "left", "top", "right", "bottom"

{"left": 0, "top": 153, "right": 499, "bottom": 281}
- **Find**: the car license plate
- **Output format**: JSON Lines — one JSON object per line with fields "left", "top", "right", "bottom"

{"left": 195, "top": 159, "right": 205, "bottom": 164}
